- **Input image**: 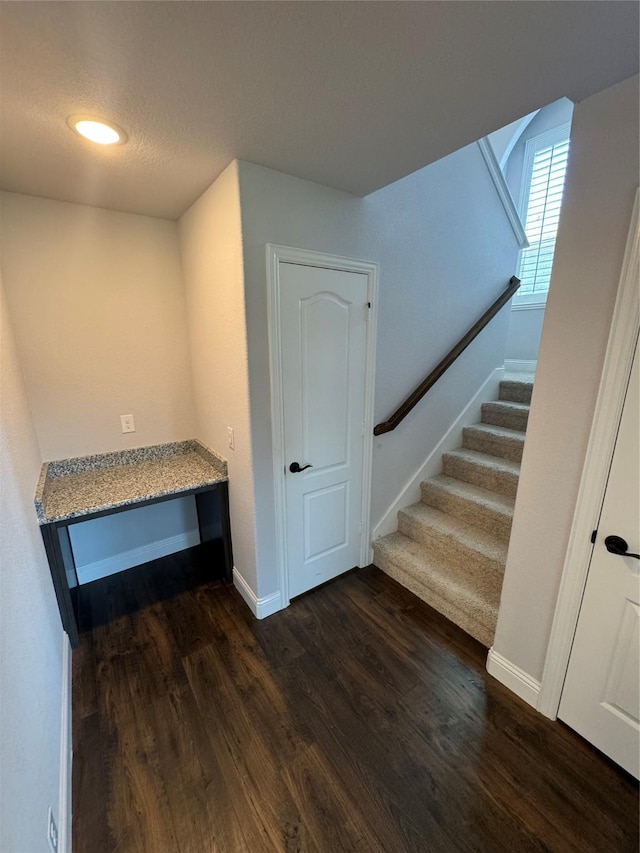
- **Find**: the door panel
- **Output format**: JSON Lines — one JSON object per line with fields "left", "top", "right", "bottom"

{"left": 601, "top": 599, "right": 639, "bottom": 725}
{"left": 304, "top": 481, "right": 348, "bottom": 561}
{"left": 300, "top": 293, "right": 351, "bottom": 468}
{"left": 279, "top": 262, "right": 368, "bottom": 598}
{"left": 559, "top": 339, "right": 639, "bottom": 778}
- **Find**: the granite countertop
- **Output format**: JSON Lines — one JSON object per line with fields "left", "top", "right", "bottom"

{"left": 35, "top": 439, "right": 228, "bottom": 525}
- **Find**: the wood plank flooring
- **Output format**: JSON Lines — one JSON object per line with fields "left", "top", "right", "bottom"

{"left": 73, "top": 547, "right": 639, "bottom": 853}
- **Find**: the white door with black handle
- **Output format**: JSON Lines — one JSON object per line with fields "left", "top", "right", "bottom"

{"left": 559, "top": 338, "right": 639, "bottom": 778}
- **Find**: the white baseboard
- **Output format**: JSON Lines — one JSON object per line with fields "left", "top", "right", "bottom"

{"left": 58, "top": 634, "right": 72, "bottom": 853}
{"left": 486, "top": 648, "right": 541, "bottom": 709}
{"left": 75, "top": 530, "right": 201, "bottom": 584}
{"left": 504, "top": 359, "right": 537, "bottom": 373}
{"left": 372, "top": 367, "right": 505, "bottom": 541}
{"left": 233, "top": 567, "right": 284, "bottom": 619}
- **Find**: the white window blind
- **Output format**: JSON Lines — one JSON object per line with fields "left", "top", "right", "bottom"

{"left": 518, "top": 135, "right": 570, "bottom": 299}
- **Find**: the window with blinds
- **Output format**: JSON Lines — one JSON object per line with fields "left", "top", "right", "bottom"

{"left": 517, "top": 123, "right": 571, "bottom": 305}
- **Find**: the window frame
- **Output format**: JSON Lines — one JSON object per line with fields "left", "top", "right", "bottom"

{"left": 514, "top": 121, "right": 572, "bottom": 310}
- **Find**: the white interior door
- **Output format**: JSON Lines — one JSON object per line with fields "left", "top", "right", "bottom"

{"left": 559, "top": 338, "right": 639, "bottom": 778}
{"left": 279, "top": 261, "right": 370, "bottom": 598}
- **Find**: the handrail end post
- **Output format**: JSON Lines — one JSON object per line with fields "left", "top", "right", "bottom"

{"left": 373, "top": 422, "right": 391, "bottom": 436}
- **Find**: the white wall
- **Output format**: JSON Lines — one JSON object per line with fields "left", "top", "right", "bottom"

{"left": 178, "top": 162, "right": 258, "bottom": 591}
{"left": 505, "top": 307, "right": 546, "bottom": 362}
{"left": 0, "top": 193, "right": 199, "bottom": 579}
{"left": 0, "top": 273, "right": 69, "bottom": 852}
{"left": 494, "top": 74, "right": 639, "bottom": 680}
{"left": 238, "top": 142, "right": 520, "bottom": 598}
{"left": 487, "top": 111, "right": 537, "bottom": 169}
{"left": 0, "top": 192, "right": 196, "bottom": 460}
{"left": 68, "top": 497, "right": 199, "bottom": 584}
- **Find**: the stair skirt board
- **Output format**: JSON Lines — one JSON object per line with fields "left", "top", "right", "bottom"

{"left": 373, "top": 376, "right": 533, "bottom": 648}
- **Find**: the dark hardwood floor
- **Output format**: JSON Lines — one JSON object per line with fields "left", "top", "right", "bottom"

{"left": 73, "top": 547, "right": 639, "bottom": 853}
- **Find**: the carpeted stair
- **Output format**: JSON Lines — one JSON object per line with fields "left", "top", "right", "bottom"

{"left": 373, "top": 375, "right": 533, "bottom": 647}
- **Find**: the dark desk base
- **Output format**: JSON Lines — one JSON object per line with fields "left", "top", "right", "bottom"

{"left": 41, "top": 481, "right": 233, "bottom": 648}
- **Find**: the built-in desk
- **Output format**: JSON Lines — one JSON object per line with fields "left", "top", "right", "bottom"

{"left": 34, "top": 439, "right": 232, "bottom": 647}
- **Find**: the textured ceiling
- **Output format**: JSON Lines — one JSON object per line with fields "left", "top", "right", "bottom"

{"left": 0, "top": 1, "right": 638, "bottom": 220}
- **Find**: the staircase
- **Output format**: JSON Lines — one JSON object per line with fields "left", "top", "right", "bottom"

{"left": 373, "top": 375, "right": 533, "bottom": 647}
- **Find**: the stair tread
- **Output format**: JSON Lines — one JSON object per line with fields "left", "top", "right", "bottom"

{"left": 374, "top": 532, "right": 501, "bottom": 614}
{"left": 464, "top": 422, "right": 526, "bottom": 441}
{"left": 425, "top": 474, "right": 515, "bottom": 515}
{"left": 482, "top": 400, "right": 530, "bottom": 413}
{"left": 443, "top": 447, "right": 521, "bottom": 476}
{"left": 500, "top": 376, "right": 534, "bottom": 387}
{"left": 398, "top": 502, "right": 508, "bottom": 563}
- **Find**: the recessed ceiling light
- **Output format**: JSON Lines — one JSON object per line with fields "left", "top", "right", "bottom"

{"left": 67, "top": 116, "right": 127, "bottom": 146}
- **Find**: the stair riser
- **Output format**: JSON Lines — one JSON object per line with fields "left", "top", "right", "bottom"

{"left": 481, "top": 402, "right": 529, "bottom": 432}
{"left": 397, "top": 511, "right": 505, "bottom": 582}
{"left": 372, "top": 545, "right": 496, "bottom": 646}
{"left": 375, "top": 534, "right": 502, "bottom": 611}
{"left": 499, "top": 381, "right": 532, "bottom": 405}
{"left": 462, "top": 427, "right": 524, "bottom": 463}
{"left": 441, "top": 452, "right": 519, "bottom": 499}
{"left": 421, "top": 481, "right": 513, "bottom": 542}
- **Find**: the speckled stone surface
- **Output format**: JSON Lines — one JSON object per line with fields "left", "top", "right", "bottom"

{"left": 35, "top": 440, "right": 227, "bottom": 525}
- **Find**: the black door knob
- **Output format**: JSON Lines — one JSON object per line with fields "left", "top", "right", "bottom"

{"left": 604, "top": 535, "right": 640, "bottom": 559}
{"left": 289, "top": 462, "right": 313, "bottom": 473}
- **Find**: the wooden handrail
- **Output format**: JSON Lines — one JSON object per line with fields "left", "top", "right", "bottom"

{"left": 373, "top": 276, "right": 521, "bottom": 436}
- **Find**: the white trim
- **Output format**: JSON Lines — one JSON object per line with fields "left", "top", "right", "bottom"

{"left": 74, "top": 530, "right": 200, "bottom": 584}
{"left": 497, "top": 110, "right": 539, "bottom": 170}
{"left": 58, "top": 634, "right": 72, "bottom": 853}
{"left": 512, "top": 294, "right": 548, "bottom": 309}
{"left": 477, "top": 138, "right": 529, "bottom": 249}
{"left": 487, "top": 648, "right": 541, "bottom": 708}
{"left": 233, "top": 567, "right": 283, "bottom": 619}
{"left": 510, "top": 301, "right": 546, "bottom": 313}
{"left": 266, "top": 245, "right": 379, "bottom": 606}
{"left": 537, "top": 189, "right": 640, "bottom": 719}
{"left": 504, "top": 359, "right": 537, "bottom": 374}
{"left": 372, "top": 368, "right": 504, "bottom": 541}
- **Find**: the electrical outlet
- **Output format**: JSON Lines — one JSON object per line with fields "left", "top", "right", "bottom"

{"left": 120, "top": 414, "right": 136, "bottom": 433}
{"left": 227, "top": 426, "right": 234, "bottom": 450}
{"left": 47, "top": 807, "right": 58, "bottom": 853}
